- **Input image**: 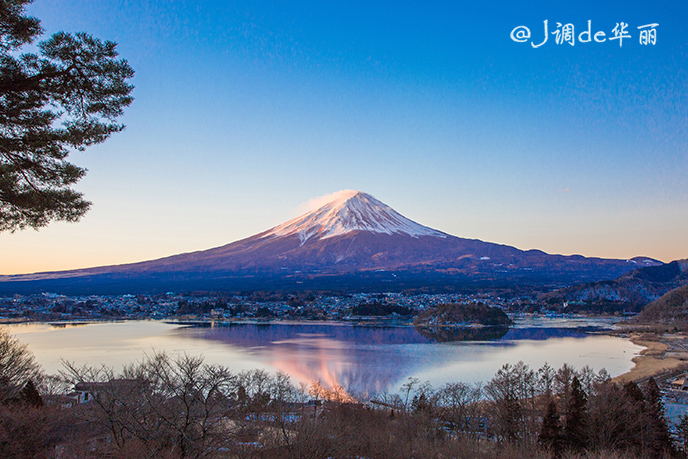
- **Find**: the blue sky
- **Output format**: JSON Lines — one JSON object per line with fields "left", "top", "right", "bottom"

{"left": 2, "top": 0, "right": 686, "bottom": 273}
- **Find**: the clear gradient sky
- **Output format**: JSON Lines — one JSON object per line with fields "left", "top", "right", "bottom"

{"left": 1, "top": 0, "right": 686, "bottom": 274}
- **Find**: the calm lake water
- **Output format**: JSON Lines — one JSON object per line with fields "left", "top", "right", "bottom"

{"left": 6, "top": 317, "right": 643, "bottom": 396}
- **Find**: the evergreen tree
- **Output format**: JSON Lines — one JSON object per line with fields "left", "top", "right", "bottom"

{"left": 19, "top": 379, "right": 42, "bottom": 407}
{"left": 539, "top": 400, "right": 563, "bottom": 458}
{"left": 412, "top": 392, "right": 430, "bottom": 412}
{"left": 235, "top": 383, "right": 248, "bottom": 413}
{"left": 622, "top": 381, "right": 649, "bottom": 453}
{"left": 611, "top": 381, "right": 645, "bottom": 453}
{"left": 563, "top": 376, "right": 588, "bottom": 452}
{"left": 623, "top": 380, "right": 645, "bottom": 403}
{"left": 0, "top": 0, "right": 134, "bottom": 232}
{"left": 644, "top": 378, "right": 674, "bottom": 457}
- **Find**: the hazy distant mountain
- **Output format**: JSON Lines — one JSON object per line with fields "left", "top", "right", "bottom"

{"left": 541, "top": 260, "right": 688, "bottom": 312}
{"left": 0, "top": 190, "right": 663, "bottom": 293}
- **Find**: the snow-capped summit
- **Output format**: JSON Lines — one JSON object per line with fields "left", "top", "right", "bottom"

{"left": 0, "top": 189, "right": 663, "bottom": 293}
{"left": 263, "top": 190, "right": 446, "bottom": 243}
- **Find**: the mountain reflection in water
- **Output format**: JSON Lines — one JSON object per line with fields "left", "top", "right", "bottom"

{"left": 8, "top": 319, "right": 640, "bottom": 398}
{"left": 169, "top": 321, "right": 616, "bottom": 397}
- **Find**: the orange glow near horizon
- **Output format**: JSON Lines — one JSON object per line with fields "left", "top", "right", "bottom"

{"left": 1, "top": 220, "right": 684, "bottom": 275}
{"left": 1, "top": 191, "right": 685, "bottom": 275}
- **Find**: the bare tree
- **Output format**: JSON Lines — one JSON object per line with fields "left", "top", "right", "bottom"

{"left": 0, "top": 327, "right": 43, "bottom": 402}
{"left": 436, "top": 381, "right": 483, "bottom": 436}
{"left": 587, "top": 382, "right": 642, "bottom": 453}
{"left": 61, "top": 352, "right": 238, "bottom": 457}
{"left": 485, "top": 361, "right": 541, "bottom": 444}
{"left": 536, "top": 362, "right": 556, "bottom": 398}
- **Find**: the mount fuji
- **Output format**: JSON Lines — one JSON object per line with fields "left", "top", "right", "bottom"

{"left": 0, "top": 190, "right": 661, "bottom": 293}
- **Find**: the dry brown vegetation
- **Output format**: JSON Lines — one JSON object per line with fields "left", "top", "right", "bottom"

{"left": 0, "top": 326, "right": 683, "bottom": 458}
{"left": 632, "top": 285, "right": 688, "bottom": 329}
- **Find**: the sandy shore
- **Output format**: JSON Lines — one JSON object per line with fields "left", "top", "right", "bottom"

{"left": 613, "top": 332, "right": 688, "bottom": 384}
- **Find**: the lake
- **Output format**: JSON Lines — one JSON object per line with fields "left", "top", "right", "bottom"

{"left": 6, "top": 317, "right": 643, "bottom": 397}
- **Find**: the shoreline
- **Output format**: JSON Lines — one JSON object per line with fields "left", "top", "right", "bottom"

{"left": 612, "top": 331, "right": 688, "bottom": 384}
{"left": 6, "top": 317, "right": 659, "bottom": 387}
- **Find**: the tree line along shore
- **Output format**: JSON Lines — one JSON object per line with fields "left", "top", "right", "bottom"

{"left": 1, "top": 326, "right": 687, "bottom": 458}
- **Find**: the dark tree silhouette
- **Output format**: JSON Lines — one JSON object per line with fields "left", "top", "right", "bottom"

{"left": 644, "top": 378, "right": 674, "bottom": 457}
{"left": 539, "top": 400, "right": 562, "bottom": 458}
{"left": 622, "top": 381, "right": 648, "bottom": 452}
{"left": 623, "top": 381, "right": 645, "bottom": 403}
{"left": 563, "top": 376, "right": 588, "bottom": 452}
{"left": 0, "top": 0, "right": 134, "bottom": 231}
{"left": 18, "top": 379, "right": 42, "bottom": 407}
{"left": 0, "top": 327, "right": 42, "bottom": 402}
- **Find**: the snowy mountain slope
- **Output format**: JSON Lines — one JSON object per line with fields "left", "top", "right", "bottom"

{"left": 0, "top": 190, "right": 663, "bottom": 291}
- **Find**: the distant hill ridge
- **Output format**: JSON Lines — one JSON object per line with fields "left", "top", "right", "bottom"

{"left": 541, "top": 259, "right": 688, "bottom": 312}
{"left": 631, "top": 284, "right": 688, "bottom": 326}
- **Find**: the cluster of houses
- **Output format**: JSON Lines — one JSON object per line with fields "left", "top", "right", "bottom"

{"left": 662, "top": 372, "right": 688, "bottom": 432}
{"left": 0, "top": 290, "right": 528, "bottom": 323}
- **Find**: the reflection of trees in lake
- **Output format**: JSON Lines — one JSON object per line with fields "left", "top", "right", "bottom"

{"left": 414, "top": 325, "right": 510, "bottom": 342}
{"left": 48, "top": 322, "right": 90, "bottom": 329}
{"left": 171, "top": 322, "right": 436, "bottom": 345}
